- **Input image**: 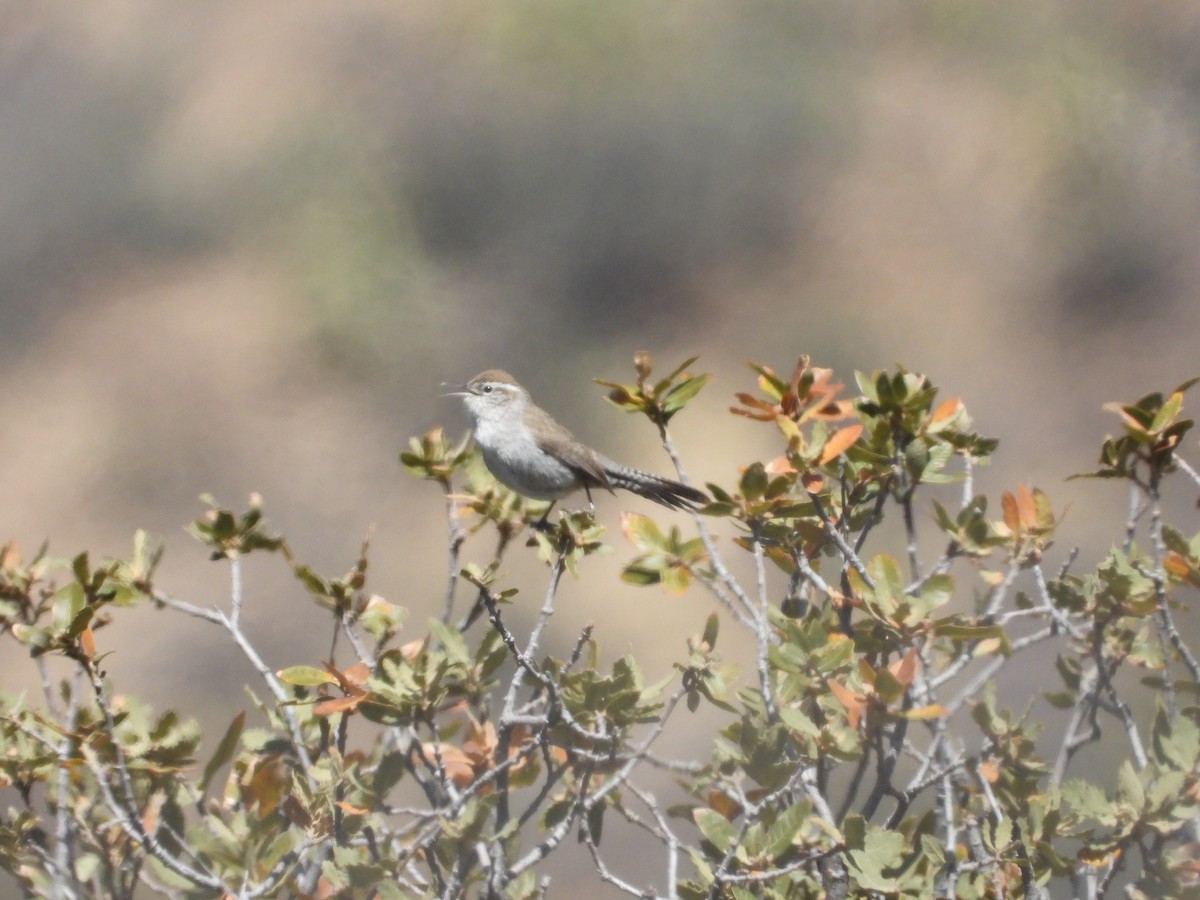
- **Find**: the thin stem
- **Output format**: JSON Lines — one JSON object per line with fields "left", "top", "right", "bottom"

{"left": 81, "top": 663, "right": 226, "bottom": 892}
{"left": 154, "top": 587, "right": 315, "bottom": 777}
{"left": 658, "top": 427, "right": 758, "bottom": 626}
{"left": 750, "top": 523, "right": 777, "bottom": 724}
{"left": 441, "top": 482, "right": 465, "bottom": 624}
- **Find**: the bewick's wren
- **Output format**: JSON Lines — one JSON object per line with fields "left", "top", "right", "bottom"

{"left": 447, "top": 369, "right": 707, "bottom": 514}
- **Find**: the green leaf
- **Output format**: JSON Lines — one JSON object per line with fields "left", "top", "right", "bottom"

{"left": 662, "top": 374, "right": 711, "bottom": 415}
{"left": 932, "top": 621, "right": 1005, "bottom": 642}
{"left": 661, "top": 564, "right": 692, "bottom": 596}
{"left": 740, "top": 463, "right": 769, "bottom": 501}
{"left": 842, "top": 814, "right": 866, "bottom": 850}
{"left": 1116, "top": 760, "right": 1144, "bottom": 810}
{"left": 74, "top": 853, "right": 100, "bottom": 884}
{"left": 764, "top": 800, "right": 810, "bottom": 858}
{"left": 1153, "top": 700, "right": 1200, "bottom": 770}
{"left": 694, "top": 808, "right": 737, "bottom": 852}
{"left": 1150, "top": 391, "right": 1184, "bottom": 433}
{"left": 71, "top": 552, "right": 90, "bottom": 586}
{"left": 847, "top": 829, "right": 906, "bottom": 892}
{"left": 52, "top": 582, "right": 85, "bottom": 634}
{"left": 428, "top": 617, "right": 470, "bottom": 665}
{"left": 586, "top": 802, "right": 605, "bottom": 846}
{"left": 1063, "top": 779, "right": 1111, "bottom": 820}
{"left": 659, "top": 355, "right": 702, "bottom": 387}
{"left": 66, "top": 607, "right": 94, "bottom": 640}
{"left": 701, "top": 613, "right": 719, "bottom": 652}
{"left": 200, "top": 711, "right": 246, "bottom": 795}
{"left": 777, "top": 705, "right": 820, "bottom": 740}
{"left": 622, "top": 513, "right": 665, "bottom": 552}
{"left": 275, "top": 665, "right": 338, "bottom": 687}
{"left": 621, "top": 564, "right": 662, "bottom": 587}
{"left": 919, "top": 575, "right": 954, "bottom": 611}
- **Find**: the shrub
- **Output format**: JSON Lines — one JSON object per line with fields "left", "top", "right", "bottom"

{"left": 3, "top": 355, "right": 1200, "bottom": 899}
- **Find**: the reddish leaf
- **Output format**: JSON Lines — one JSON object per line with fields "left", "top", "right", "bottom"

{"left": 902, "top": 704, "right": 948, "bottom": 720}
{"left": 281, "top": 795, "right": 313, "bottom": 828}
{"left": 707, "top": 790, "right": 741, "bottom": 821}
{"left": 313, "top": 695, "right": 363, "bottom": 717}
{"left": 342, "top": 662, "right": 371, "bottom": 689}
{"left": 818, "top": 424, "right": 863, "bottom": 465}
{"left": 932, "top": 396, "right": 961, "bottom": 423}
{"left": 399, "top": 639, "right": 425, "bottom": 662}
{"left": 1015, "top": 484, "right": 1038, "bottom": 531}
{"left": 765, "top": 455, "right": 797, "bottom": 475}
{"left": 1001, "top": 491, "right": 1019, "bottom": 534}
{"left": 888, "top": 647, "right": 919, "bottom": 687}
{"left": 417, "top": 743, "right": 475, "bottom": 787}
{"left": 827, "top": 679, "right": 866, "bottom": 730}
{"left": 244, "top": 754, "right": 289, "bottom": 818}
{"left": 79, "top": 626, "right": 96, "bottom": 659}
{"left": 321, "top": 660, "right": 367, "bottom": 697}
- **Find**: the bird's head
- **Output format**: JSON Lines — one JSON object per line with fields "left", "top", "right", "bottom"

{"left": 444, "top": 370, "right": 527, "bottom": 423}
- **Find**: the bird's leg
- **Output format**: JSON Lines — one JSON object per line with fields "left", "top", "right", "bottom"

{"left": 532, "top": 501, "right": 558, "bottom": 532}
{"left": 584, "top": 486, "right": 596, "bottom": 515}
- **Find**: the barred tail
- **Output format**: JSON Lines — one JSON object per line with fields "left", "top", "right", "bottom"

{"left": 603, "top": 464, "right": 708, "bottom": 510}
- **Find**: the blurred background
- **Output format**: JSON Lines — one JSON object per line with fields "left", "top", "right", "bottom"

{"left": 3, "top": 0, "right": 1200, "bottom": 892}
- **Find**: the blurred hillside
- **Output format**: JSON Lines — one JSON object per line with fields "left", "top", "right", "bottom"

{"left": 3, "top": 1, "right": 1200, "bottom": 892}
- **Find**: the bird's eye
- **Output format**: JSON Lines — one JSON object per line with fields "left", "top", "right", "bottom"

{"left": 482, "top": 385, "right": 493, "bottom": 393}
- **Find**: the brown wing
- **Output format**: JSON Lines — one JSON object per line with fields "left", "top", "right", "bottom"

{"left": 527, "top": 403, "right": 615, "bottom": 492}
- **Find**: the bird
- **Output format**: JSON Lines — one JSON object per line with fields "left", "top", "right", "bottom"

{"left": 446, "top": 369, "right": 707, "bottom": 518}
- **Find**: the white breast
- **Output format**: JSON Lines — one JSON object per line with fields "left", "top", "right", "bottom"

{"left": 470, "top": 405, "right": 578, "bottom": 500}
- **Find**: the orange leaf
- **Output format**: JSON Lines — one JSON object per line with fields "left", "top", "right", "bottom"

{"left": 707, "top": 790, "right": 741, "bottom": 821}
{"left": 79, "top": 626, "right": 96, "bottom": 659}
{"left": 313, "top": 695, "right": 363, "bottom": 717}
{"left": 1001, "top": 491, "right": 1019, "bottom": 534}
{"left": 729, "top": 406, "right": 776, "bottom": 422}
{"left": 282, "top": 795, "right": 313, "bottom": 828}
{"left": 335, "top": 800, "right": 370, "bottom": 816}
{"left": 462, "top": 718, "right": 499, "bottom": 763}
{"left": 343, "top": 662, "right": 371, "bottom": 688}
{"left": 888, "top": 647, "right": 919, "bottom": 687}
{"left": 418, "top": 743, "right": 475, "bottom": 787}
{"left": 932, "top": 397, "right": 961, "bottom": 423}
{"left": 827, "top": 679, "right": 866, "bottom": 730}
{"left": 1104, "top": 403, "right": 1148, "bottom": 435}
{"left": 814, "top": 400, "right": 856, "bottom": 420}
{"left": 141, "top": 791, "right": 164, "bottom": 836}
{"left": 321, "top": 660, "right": 367, "bottom": 697}
{"left": 733, "top": 393, "right": 776, "bottom": 411}
{"left": 978, "top": 759, "right": 1000, "bottom": 783}
{"left": 902, "top": 704, "right": 948, "bottom": 720}
{"left": 818, "top": 425, "right": 863, "bottom": 465}
{"left": 801, "top": 472, "right": 825, "bottom": 493}
{"left": 1164, "top": 552, "right": 1191, "bottom": 578}
{"left": 765, "top": 455, "right": 797, "bottom": 475}
{"left": 0, "top": 543, "right": 19, "bottom": 570}
{"left": 1015, "top": 484, "right": 1037, "bottom": 531}
{"left": 1078, "top": 846, "right": 1122, "bottom": 867}
{"left": 244, "top": 754, "right": 289, "bottom": 818}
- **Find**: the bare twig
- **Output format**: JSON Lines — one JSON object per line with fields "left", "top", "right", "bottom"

{"left": 441, "top": 483, "right": 466, "bottom": 624}
{"left": 155, "top": 587, "right": 315, "bottom": 777}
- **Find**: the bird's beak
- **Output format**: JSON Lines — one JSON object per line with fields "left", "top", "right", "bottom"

{"left": 441, "top": 381, "right": 469, "bottom": 398}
